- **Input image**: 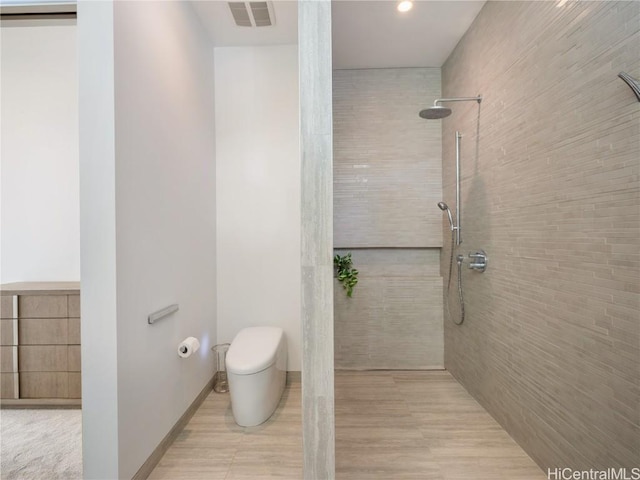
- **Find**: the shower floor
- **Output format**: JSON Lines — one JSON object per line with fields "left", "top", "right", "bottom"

{"left": 335, "top": 370, "right": 544, "bottom": 480}
{"left": 149, "top": 371, "right": 544, "bottom": 479}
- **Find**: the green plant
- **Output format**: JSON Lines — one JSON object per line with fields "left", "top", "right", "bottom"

{"left": 334, "top": 252, "right": 359, "bottom": 298}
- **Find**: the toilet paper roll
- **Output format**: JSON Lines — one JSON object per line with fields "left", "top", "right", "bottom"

{"left": 178, "top": 337, "right": 200, "bottom": 358}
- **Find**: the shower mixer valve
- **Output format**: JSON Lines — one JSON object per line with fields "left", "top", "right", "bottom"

{"left": 468, "top": 250, "right": 487, "bottom": 273}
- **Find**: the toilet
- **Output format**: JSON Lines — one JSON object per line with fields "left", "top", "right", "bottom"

{"left": 226, "top": 326, "right": 287, "bottom": 427}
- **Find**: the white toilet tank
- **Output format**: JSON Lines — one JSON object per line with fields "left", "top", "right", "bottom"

{"left": 226, "top": 327, "right": 287, "bottom": 427}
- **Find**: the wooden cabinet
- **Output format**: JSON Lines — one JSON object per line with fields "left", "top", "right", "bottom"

{"left": 0, "top": 283, "right": 80, "bottom": 405}
{"left": 1, "top": 295, "right": 19, "bottom": 400}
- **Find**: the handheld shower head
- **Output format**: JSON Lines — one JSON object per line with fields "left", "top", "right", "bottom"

{"left": 437, "top": 202, "right": 455, "bottom": 231}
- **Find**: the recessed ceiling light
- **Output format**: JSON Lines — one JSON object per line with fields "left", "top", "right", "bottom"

{"left": 397, "top": 1, "right": 413, "bottom": 13}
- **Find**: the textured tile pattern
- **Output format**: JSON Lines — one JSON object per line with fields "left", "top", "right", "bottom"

{"left": 299, "top": 1, "right": 336, "bottom": 477}
{"left": 334, "top": 249, "right": 443, "bottom": 369}
{"left": 332, "top": 68, "right": 445, "bottom": 370}
{"left": 333, "top": 68, "right": 442, "bottom": 248}
{"left": 441, "top": 1, "right": 640, "bottom": 471}
{"left": 335, "top": 371, "right": 544, "bottom": 480}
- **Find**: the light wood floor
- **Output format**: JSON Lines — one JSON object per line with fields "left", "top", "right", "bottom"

{"left": 149, "top": 371, "right": 545, "bottom": 479}
{"left": 335, "top": 371, "right": 544, "bottom": 480}
{"left": 148, "top": 381, "right": 303, "bottom": 479}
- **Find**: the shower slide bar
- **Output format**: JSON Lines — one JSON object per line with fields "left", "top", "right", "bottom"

{"left": 455, "top": 131, "right": 462, "bottom": 245}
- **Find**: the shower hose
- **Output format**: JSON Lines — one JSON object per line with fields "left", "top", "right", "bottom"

{"left": 445, "top": 229, "right": 465, "bottom": 325}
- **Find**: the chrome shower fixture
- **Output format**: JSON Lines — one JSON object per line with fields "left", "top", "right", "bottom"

{"left": 438, "top": 132, "right": 464, "bottom": 246}
{"left": 437, "top": 202, "right": 456, "bottom": 233}
{"left": 419, "top": 95, "right": 482, "bottom": 119}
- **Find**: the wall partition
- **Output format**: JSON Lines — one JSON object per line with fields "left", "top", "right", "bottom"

{"left": 299, "top": 0, "right": 335, "bottom": 478}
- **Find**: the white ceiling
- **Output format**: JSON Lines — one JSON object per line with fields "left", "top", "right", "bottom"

{"left": 332, "top": 1, "right": 485, "bottom": 69}
{"left": 191, "top": 0, "right": 485, "bottom": 69}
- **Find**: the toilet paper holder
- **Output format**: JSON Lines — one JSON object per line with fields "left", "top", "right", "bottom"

{"left": 178, "top": 337, "right": 200, "bottom": 358}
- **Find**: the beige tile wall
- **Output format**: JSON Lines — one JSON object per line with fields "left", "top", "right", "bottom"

{"left": 441, "top": 1, "right": 639, "bottom": 470}
{"left": 333, "top": 68, "right": 445, "bottom": 369}
{"left": 333, "top": 68, "right": 442, "bottom": 248}
{"left": 334, "top": 249, "right": 443, "bottom": 369}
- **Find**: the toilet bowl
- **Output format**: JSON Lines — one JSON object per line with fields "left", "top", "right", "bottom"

{"left": 226, "top": 326, "right": 287, "bottom": 427}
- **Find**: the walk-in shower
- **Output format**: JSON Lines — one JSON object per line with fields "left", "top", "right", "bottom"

{"left": 420, "top": 95, "right": 483, "bottom": 325}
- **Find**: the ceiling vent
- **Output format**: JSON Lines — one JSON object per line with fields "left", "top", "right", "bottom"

{"left": 228, "top": 2, "right": 275, "bottom": 27}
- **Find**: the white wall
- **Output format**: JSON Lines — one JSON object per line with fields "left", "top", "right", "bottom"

{"left": 0, "top": 23, "right": 80, "bottom": 283}
{"left": 79, "top": 2, "right": 216, "bottom": 478}
{"left": 215, "top": 46, "right": 301, "bottom": 370}
{"left": 78, "top": 2, "right": 119, "bottom": 476}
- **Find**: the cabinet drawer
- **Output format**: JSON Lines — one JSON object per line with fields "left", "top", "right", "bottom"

{"left": 68, "top": 346, "right": 81, "bottom": 372}
{"left": 0, "top": 296, "right": 17, "bottom": 319}
{"left": 68, "top": 318, "right": 81, "bottom": 345}
{"left": 1, "top": 372, "right": 19, "bottom": 399}
{"left": 19, "top": 318, "right": 68, "bottom": 345}
{"left": 19, "top": 372, "right": 68, "bottom": 398}
{"left": 18, "top": 346, "right": 68, "bottom": 372}
{"left": 68, "top": 295, "right": 80, "bottom": 318}
{"left": 69, "top": 372, "right": 81, "bottom": 399}
{"left": 18, "top": 295, "right": 68, "bottom": 318}
{"left": 1, "top": 346, "right": 17, "bottom": 372}
{"left": 1, "top": 319, "right": 18, "bottom": 346}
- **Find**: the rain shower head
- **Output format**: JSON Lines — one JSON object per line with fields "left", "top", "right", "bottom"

{"left": 420, "top": 106, "right": 452, "bottom": 119}
{"left": 419, "top": 95, "right": 482, "bottom": 120}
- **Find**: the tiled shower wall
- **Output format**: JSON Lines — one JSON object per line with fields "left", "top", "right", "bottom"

{"left": 333, "top": 248, "right": 443, "bottom": 369}
{"left": 333, "top": 68, "right": 444, "bottom": 369}
{"left": 442, "top": 1, "right": 639, "bottom": 470}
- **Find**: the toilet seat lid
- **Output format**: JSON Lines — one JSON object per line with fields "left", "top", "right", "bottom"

{"left": 226, "top": 327, "right": 284, "bottom": 375}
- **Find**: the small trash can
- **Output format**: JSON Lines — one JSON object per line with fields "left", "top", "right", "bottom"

{"left": 212, "top": 343, "right": 230, "bottom": 393}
